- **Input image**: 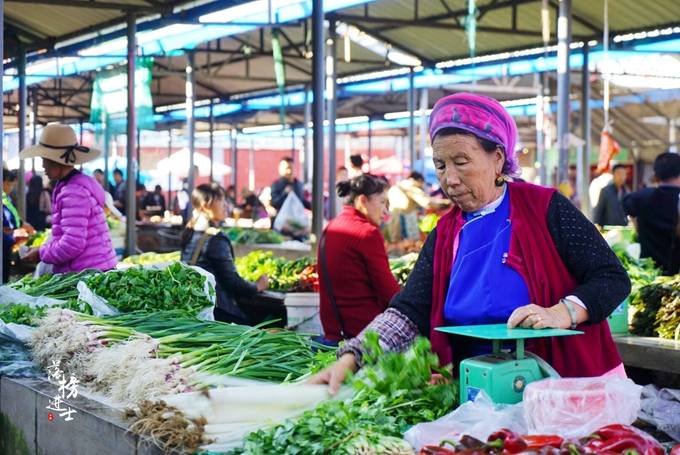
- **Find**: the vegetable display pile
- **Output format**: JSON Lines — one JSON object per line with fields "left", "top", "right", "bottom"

{"left": 390, "top": 253, "right": 419, "bottom": 286}
{"left": 84, "top": 262, "right": 213, "bottom": 315}
{"left": 0, "top": 303, "right": 48, "bottom": 325}
{"left": 8, "top": 270, "right": 97, "bottom": 300}
{"left": 25, "top": 229, "right": 50, "bottom": 248}
{"left": 121, "top": 251, "right": 181, "bottom": 266}
{"left": 420, "top": 425, "right": 669, "bottom": 455}
{"left": 236, "top": 251, "right": 315, "bottom": 292}
{"left": 224, "top": 227, "right": 284, "bottom": 245}
{"left": 231, "top": 332, "right": 457, "bottom": 454}
{"left": 630, "top": 275, "right": 680, "bottom": 340}
{"left": 30, "top": 309, "right": 330, "bottom": 405}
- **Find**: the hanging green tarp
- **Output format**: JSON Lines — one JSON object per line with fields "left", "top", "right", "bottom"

{"left": 90, "top": 57, "right": 155, "bottom": 136}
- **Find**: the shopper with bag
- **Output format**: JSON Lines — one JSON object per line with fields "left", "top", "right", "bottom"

{"left": 318, "top": 174, "right": 401, "bottom": 344}
{"left": 181, "top": 183, "right": 269, "bottom": 324}
{"left": 271, "top": 157, "right": 311, "bottom": 234}
{"left": 19, "top": 124, "right": 117, "bottom": 273}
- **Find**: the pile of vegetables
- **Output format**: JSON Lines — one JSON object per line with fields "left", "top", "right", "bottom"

{"left": 231, "top": 333, "right": 457, "bottom": 454}
{"left": 84, "top": 263, "right": 213, "bottom": 315}
{"left": 390, "top": 253, "right": 419, "bottom": 286}
{"left": 0, "top": 300, "right": 92, "bottom": 326}
{"left": 8, "top": 270, "right": 97, "bottom": 300}
{"left": 630, "top": 275, "right": 680, "bottom": 340}
{"left": 25, "top": 229, "right": 50, "bottom": 248}
{"left": 121, "top": 251, "right": 181, "bottom": 266}
{"left": 236, "top": 251, "right": 315, "bottom": 292}
{"left": 30, "top": 309, "right": 331, "bottom": 405}
{"left": 419, "top": 425, "right": 670, "bottom": 455}
{"left": 224, "top": 227, "right": 284, "bottom": 245}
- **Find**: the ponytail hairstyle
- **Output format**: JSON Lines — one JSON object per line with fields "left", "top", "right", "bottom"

{"left": 336, "top": 173, "right": 389, "bottom": 205}
{"left": 180, "top": 183, "right": 225, "bottom": 248}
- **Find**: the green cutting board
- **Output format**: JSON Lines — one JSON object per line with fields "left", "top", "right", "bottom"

{"left": 436, "top": 323, "right": 583, "bottom": 340}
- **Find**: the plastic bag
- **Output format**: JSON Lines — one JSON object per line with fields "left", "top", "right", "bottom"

{"left": 404, "top": 391, "right": 527, "bottom": 452}
{"left": 0, "top": 320, "right": 34, "bottom": 344}
{"left": 639, "top": 384, "right": 680, "bottom": 441}
{"left": 523, "top": 377, "right": 642, "bottom": 438}
{"left": 273, "top": 192, "right": 310, "bottom": 234}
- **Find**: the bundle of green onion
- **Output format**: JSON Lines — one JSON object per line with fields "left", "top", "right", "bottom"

{"left": 8, "top": 270, "right": 98, "bottom": 300}
{"left": 77, "top": 311, "right": 332, "bottom": 383}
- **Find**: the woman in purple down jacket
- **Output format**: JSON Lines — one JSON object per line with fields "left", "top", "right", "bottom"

{"left": 20, "top": 124, "right": 117, "bottom": 273}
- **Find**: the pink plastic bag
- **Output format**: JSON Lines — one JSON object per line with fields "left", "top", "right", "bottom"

{"left": 523, "top": 377, "right": 642, "bottom": 438}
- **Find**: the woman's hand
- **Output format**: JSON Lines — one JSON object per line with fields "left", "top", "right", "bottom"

{"left": 307, "top": 353, "right": 358, "bottom": 395}
{"left": 21, "top": 247, "right": 41, "bottom": 264}
{"left": 507, "top": 303, "right": 572, "bottom": 330}
{"left": 255, "top": 274, "right": 269, "bottom": 292}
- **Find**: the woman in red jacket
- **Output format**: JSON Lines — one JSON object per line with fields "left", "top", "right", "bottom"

{"left": 319, "top": 174, "right": 400, "bottom": 344}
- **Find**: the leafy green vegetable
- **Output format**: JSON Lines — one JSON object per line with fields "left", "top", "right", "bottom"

{"left": 121, "top": 251, "right": 181, "bottom": 265}
{"left": 232, "top": 334, "right": 457, "bottom": 454}
{"left": 390, "top": 253, "right": 419, "bottom": 286}
{"left": 224, "top": 227, "right": 284, "bottom": 245}
{"left": 0, "top": 304, "right": 48, "bottom": 326}
{"left": 9, "top": 270, "right": 98, "bottom": 300}
{"left": 84, "top": 263, "right": 213, "bottom": 315}
{"left": 630, "top": 275, "right": 680, "bottom": 340}
{"left": 236, "top": 251, "right": 313, "bottom": 292}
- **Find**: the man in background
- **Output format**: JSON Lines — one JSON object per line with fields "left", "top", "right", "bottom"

{"left": 623, "top": 152, "right": 680, "bottom": 275}
{"left": 593, "top": 164, "right": 629, "bottom": 227}
{"left": 112, "top": 169, "right": 126, "bottom": 214}
{"left": 270, "top": 157, "right": 311, "bottom": 216}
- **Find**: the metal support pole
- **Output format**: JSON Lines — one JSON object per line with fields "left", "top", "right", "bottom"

{"left": 231, "top": 129, "right": 238, "bottom": 188}
{"left": 209, "top": 100, "right": 215, "bottom": 183}
{"left": 17, "top": 44, "right": 27, "bottom": 221}
{"left": 418, "top": 88, "right": 428, "bottom": 175}
{"left": 303, "top": 88, "right": 311, "bottom": 183}
{"left": 248, "top": 139, "right": 255, "bottom": 191}
{"left": 136, "top": 128, "right": 141, "bottom": 185}
{"left": 408, "top": 67, "right": 416, "bottom": 171}
{"left": 669, "top": 118, "right": 678, "bottom": 153}
{"left": 125, "top": 13, "right": 137, "bottom": 257}
{"left": 31, "top": 88, "right": 38, "bottom": 173}
{"left": 167, "top": 130, "right": 172, "bottom": 212}
{"left": 1, "top": 0, "right": 5, "bottom": 282}
{"left": 368, "top": 118, "right": 373, "bottom": 172}
{"left": 103, "top": 120, "right": 110, "bottom": 192}
{"left": 186, "top": 52, "right": 196, "bottom": 201}
{"left": 328, "top": 20, "right": 338, "bottom": 219}
{"left": 311, "top": 0, "right": 325, "bottom": 241}
{"left": 580, "top": 43, "right": 592, "bottom": 215}
{"left": 556, "top": 0, "right": 572, "bottom": 185}
{"left": 536, "top": 74, "right": 546, "bottom": 186}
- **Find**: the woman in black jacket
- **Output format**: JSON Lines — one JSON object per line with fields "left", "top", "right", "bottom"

{"left": 181, "top": 183, "right": 268, "bottom": 324}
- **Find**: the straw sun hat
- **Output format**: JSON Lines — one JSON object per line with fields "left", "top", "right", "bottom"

{"left": 20, "top": 124, "right": 100, "bottom": 165}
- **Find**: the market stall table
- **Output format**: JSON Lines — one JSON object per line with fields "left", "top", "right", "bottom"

{"left": 614, "top": 336, "right": 680, "bottom": 375}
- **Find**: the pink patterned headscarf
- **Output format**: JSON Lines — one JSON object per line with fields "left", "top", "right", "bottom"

{"left": 429, "top": 93, "right": 520, "bottom": 177}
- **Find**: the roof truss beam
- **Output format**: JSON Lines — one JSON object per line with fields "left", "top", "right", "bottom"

{"left": 5, "top": 0, "right": 158, "bottom": 12}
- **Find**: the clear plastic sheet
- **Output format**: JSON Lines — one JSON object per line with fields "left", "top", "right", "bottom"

{"left": 404, "top": 391, "right": 527, "bottom": 451}
{"left": 523, "top": 377, "right": 642, "bottom": 438}
{"left": 640, "top": 384, "right": 680, "bottom": 441}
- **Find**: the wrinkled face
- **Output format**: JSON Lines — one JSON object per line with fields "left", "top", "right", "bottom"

{"left": 42, "top": 159, "right": 67, "bottom": 181}
{"left": 432, "top": 133, "right": 504, "bottom": 212}
{"left": 358, "top": 190, "right": 388, "bottom": 226}
{"left": 613, "top": 167, "right": 627, "bottom": 188}
{"left": 279, "top": 160, "right": 294, "bottom": 179}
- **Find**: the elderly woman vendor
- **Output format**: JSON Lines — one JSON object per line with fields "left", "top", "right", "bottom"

{"left": 312, "top": 93, "right": 631, "bottom": 392}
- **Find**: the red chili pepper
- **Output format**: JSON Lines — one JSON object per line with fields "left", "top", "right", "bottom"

{"left": 670, "top": 444, "right": 680, "bottom": 455}
{"left": 523, "top": 435, "right": 565, "bottom": 450}
{"left": 419, "top": 445, "right": 457, "bottom": 455}
{"left": 488, "top": 429, "right": 528, "bottom": 453}
{"left": 586, "top": 425, "right": 664, "bottom": 455}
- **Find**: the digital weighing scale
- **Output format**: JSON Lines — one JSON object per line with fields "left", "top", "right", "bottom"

{"left": 436, "top": 324, "right": 583, "bottom": 404}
